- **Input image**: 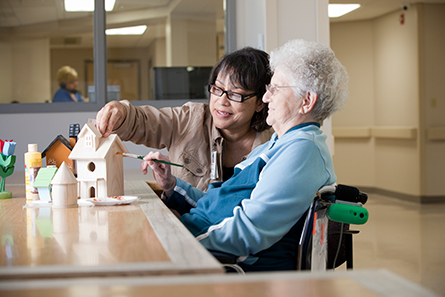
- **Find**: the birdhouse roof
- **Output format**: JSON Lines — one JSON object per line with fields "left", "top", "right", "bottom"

{"left": 76, "top": 121, "right": 101, "bottom": 140}
{"left": 51, "top": 161, "right": 77, "bottom": 185}
{"left": 33, "top": 167, "right": 58, "bottom": 188}
{"left": 69, "top": 122, "right": 128, "bottom": 160}
{"left": 42, "top": 135, "right": 72, "bottom": 158}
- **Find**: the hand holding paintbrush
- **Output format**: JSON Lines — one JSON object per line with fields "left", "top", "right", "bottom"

{"left": 117, "top": 151, "right": 178, "bottom": 196}
{"left": 139, "top": 151, "right": 178, "bottom": 196}
{"left": 116, "top": 152, "right": 183, "bottom": 167}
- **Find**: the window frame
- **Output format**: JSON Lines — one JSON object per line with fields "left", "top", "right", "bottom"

{"left": 0, "top": 0, "right": 234, "bottom": 114}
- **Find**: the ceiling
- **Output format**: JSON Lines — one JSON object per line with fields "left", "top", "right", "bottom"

{"left": 0, "top": 0, "right": 221, "bottom": 47}
{"left": 1, "top": 0, "right": 444, "bottom": 47}
{"left": 329, "top": 0, "right": 445, "bottom": 22}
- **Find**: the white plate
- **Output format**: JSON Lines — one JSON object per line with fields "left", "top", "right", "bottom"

{"left": 87, "top": 196, "right": 140, "bottom": 206}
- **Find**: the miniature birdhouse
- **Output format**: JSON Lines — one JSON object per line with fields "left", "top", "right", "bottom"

{"left": 42, "top": 135, "right": 75, "bottom": 173}
{"left": 51, "top": 161, "right": 78, "bottom": 208}
{"left": 33, "top": 166, "right": 58, "bottom": 201}
{"left": 69, "top": 122, "right": 128, "bottom": 199}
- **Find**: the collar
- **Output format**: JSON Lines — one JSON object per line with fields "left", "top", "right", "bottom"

{"left": 284, "top": 122, "right": 320, "bottom": 135}
{"left": 268, "top": 122, "right": 320, "bottom": 149}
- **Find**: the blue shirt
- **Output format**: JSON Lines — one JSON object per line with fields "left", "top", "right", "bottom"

{"left": 166, "top": 123, "right": 336, "bottom": 270}
{"left": 53, "top": 88, "right": 84, "bottom": 102}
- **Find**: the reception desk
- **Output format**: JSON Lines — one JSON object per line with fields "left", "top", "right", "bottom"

{"left": 0, "top": 181, "right": 224, "bottom": 279}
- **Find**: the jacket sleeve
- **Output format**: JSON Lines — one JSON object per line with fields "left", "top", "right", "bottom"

{"left": 166, "top": 178, "right": 207, "bottom": 215}
{"left": 113, "top": 100, "right": 198, "bottom": 150}
{"left": 196, "top": 139, "right": 335, "bottom": 257}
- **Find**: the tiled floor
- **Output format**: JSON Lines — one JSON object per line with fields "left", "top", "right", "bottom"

{"left": 345, "top": 193, "right": 445, "bottom": 296}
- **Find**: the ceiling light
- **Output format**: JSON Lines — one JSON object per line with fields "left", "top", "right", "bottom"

{"left": 106, "top": 25, "right": 148, "bottom": 35}
{"left": 328, "top": 4, "right": 360, "bottom": 18}
{"left": 64, "top": 0, "right": 116, "bottom": 12}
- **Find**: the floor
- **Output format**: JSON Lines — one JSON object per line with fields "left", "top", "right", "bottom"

{"left": 343, "top": 192, "right": 445, "bottom": 296}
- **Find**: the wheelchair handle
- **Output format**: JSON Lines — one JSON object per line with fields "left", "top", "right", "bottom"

{"left": 336, "top": 184, "right": 368, "bottom": 205}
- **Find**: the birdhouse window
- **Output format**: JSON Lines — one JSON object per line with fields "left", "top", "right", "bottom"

{"left": 85, "top": 135, "right": 93, "bottom": 148}
{"left": 88, "top": 162, "right": 96, "bottom": 172}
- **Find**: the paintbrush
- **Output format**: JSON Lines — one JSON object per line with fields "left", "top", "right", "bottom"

{"left": 116, "top": 152, "right": 184, "bottom": 167}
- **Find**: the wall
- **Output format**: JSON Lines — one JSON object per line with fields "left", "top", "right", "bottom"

{"left": 166, "top": 17, "right": 216, "bottom": 67}
{"left": 373, "top": 4, "right": 420, "bottom": 196}
{"left": 330, "top": 20, "right": 375, "bottom": 187}
{"left": 7, "top": 38, "right": 51, "bottom": 103}
{"left": 331, "top": 4, "right": 445, "bottom": 202}
{"left": 0, "top": 42, "right": 13, "bottom": 103}
{"left": 187, "top": 19, "right": 217, "bottom": 66}
{"left": 421, "top": 4, "right": 445, "bottom": 196}
{"left": 51, "top": 48, "right": 93, "bottom": 101}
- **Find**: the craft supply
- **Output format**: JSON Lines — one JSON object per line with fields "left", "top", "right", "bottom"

{"left": 116, "top": 152, "right": 184, "bottom": 167}
{"left": 116, "top": 152, "right": 143, "bottom": 159}
{"left": 24, "top": 144, "right": 42, "bottom": 201}
{"left": 152, "top": 159, "right": 184, "bottom": 168}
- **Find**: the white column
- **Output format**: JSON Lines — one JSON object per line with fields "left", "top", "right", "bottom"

{"left": 166, "top": 15, "right": 188, "bottom": 67}
{"left": 234, "top": 0, "right": 334, "bottom": 154}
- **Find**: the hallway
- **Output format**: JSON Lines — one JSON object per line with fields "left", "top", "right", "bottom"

{"left": 349, "top": 193, "right": 445, "bottom": 295}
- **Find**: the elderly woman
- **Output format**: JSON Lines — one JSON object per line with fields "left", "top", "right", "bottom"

{"left": 143, "top": 39, "right": 349, "bottom": 272}
{"left": 96, "top": 47, "right": 273, "bottom": 191}
{"left": 53, "top": 66, "right": 85, "bottom": 102}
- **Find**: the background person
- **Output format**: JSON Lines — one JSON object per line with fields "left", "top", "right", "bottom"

{"left": 96, "top": 47, "right": 273, "bottom": 191}
{"left": 143, "top": 39, "right": 349, "bottom": 272}
{"left": 53, "top": 66, "right": 87, "bottom": 102}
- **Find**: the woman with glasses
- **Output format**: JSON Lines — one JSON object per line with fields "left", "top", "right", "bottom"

{"left": 144, "top": 39, "right": 349, "bottom": 271}
{"left": 95, "top": 47, "right": 273, "bottom": 191}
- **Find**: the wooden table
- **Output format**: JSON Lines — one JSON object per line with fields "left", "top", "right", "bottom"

{"left": 0, "top": 181, "right": 223, "bottom": 279}
{"left": 0, "top": 269, "right": 440, "bottom": 297}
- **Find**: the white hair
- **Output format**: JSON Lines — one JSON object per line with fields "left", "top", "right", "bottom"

{"left": 269, "top": 39, "right": 349, "bottom": 123}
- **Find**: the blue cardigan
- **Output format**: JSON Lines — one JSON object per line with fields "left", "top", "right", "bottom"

{"left": 166, "top": 123, "right": 336, "bottom": 271}
{"left": 53, "top": 88, "right": 84, "bottom": 102}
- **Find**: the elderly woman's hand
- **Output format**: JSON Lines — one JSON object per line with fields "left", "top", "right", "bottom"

{"left": 96, "top": 101, "right": 127, "bottom": 137}
{"left": 141, "top": 151, "right": 176, "bottom": 197}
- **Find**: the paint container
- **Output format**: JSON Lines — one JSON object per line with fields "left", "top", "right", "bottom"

{"left": 25, "top": 144, "right": 42, "bottom": 201}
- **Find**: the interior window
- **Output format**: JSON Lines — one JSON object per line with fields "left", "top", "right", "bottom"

{"left": 0, "top": 0, "right": 225, "bottom": 111}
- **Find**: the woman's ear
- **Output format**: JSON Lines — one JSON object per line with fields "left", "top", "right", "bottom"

{"left": 256, "top": 100, "right": 265, "bottom": 113}
{"left": 300, "top": 91, "right": 317, "bottom": 114}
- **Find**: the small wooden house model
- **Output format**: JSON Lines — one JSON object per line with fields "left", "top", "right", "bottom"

{"left": 51, "top": 161, "right": 78, "bottom": 208}
{"left": 42, "top": 135, "right": 75, "bottom": 173}
{"left": 69, "top": 122, "right": 128, "bottom": 199}
{"left": 33, "top": 166, "right": 58, "bottom": 201}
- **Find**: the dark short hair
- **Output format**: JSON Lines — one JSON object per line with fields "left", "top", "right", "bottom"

{"left": 208, "top": 47, "right": 272, "bottom": 132}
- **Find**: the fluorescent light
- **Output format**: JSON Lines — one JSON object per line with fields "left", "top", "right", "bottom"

{"left": 106, "top": 25, "right": 148, "bottom": 35}
{"left": 328, "top": 4, "right": 360, "bottom": 18}
{"left": 64, "top": 0, "right": 116, "bottom": 12}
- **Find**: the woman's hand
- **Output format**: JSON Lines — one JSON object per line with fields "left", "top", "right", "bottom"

{"left": 96, "top": 101, "right": 127, "bottom": 137}
{"left": 141, "top": 151, "right": 176, "bottom": 197}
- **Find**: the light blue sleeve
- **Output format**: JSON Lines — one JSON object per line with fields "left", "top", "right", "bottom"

{"left": 172, "top": 177, "right": 207, "bottom": 207}
{"left": 196, "top": 139, "right": 335, "bottom": 256}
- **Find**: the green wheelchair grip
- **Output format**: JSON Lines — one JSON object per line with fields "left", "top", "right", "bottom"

{"left": 328, "top": 203, "right": 369, "bottom": 225}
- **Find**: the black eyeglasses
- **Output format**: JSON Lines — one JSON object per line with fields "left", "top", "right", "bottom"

{"left": 208, "top": 84, "right": 257, "bottom": 103}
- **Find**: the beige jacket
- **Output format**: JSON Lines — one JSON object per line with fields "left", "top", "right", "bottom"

{"left": 115, "top": 100, "right": 274, "bottom": 191}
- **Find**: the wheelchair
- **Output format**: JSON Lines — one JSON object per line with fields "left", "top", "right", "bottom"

{"left": 210, "top": 184, "right": 369, "bottom": 274}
